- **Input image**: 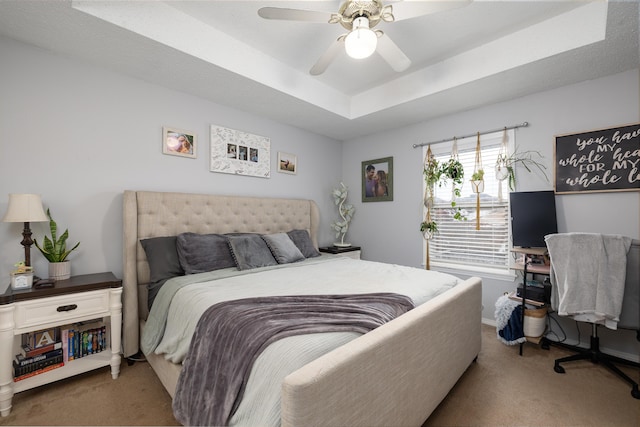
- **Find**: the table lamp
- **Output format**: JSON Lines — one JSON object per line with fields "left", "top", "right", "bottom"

{"left": 2, "top": 194, "right": 49, "bottom": 267}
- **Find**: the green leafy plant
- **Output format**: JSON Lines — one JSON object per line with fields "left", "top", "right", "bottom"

{"left": 471, "top": 169, "right": 485, "bottom": 181}
{"left": 496, "top": 148, "right": 548, "bottom": 191}
{"left": 420, "top": 221, "right": 438, "bottom": 233}
{"left": 34, "top": 209, "right": 80, "bottom": 262}
{"left": 440, "top": 158, "right": 466, "bottom": 221}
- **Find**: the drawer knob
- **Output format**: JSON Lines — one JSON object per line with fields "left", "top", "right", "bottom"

{"left": 57, "top": 304, "right": 78, "bottom": 312}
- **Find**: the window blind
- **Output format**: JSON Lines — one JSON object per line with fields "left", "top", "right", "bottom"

{"left": 424, "top": 130, "right": 513, "bottom": 271}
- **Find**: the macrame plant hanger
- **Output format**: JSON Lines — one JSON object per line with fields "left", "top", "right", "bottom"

{"left": 472, "top": 132, "right": 483, "bottom": 230}
{"left": 450, "top": 137, "right": 460, "bottom": 203}
{"left": 422, "top": 145, "right": 436, "bottom": 270}
{"left": 496, "top": 128, "right": 510, "bottom": 202}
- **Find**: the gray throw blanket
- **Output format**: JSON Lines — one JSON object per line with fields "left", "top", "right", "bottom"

{"left": 172, "top": 293, "right": 414, "bottom": 426}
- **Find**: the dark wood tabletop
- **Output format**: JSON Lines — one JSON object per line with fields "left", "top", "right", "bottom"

{"left": 1, "top": 272, "right": 122, "bottom": 305}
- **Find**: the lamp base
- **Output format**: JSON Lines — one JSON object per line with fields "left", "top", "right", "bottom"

{"left": 333, "top": 242, "right": 352, "bottom": 248}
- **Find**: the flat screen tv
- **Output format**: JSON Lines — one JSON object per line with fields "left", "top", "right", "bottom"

{"left": 510, "top": 190, "right": 558, "bottom": 248}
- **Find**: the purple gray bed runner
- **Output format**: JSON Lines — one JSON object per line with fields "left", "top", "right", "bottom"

{"left": 172, "top": 293, "right": 414, "bottom": 426}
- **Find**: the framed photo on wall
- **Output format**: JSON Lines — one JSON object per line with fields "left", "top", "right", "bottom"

{"left": 162, "top": 127, "right": 196, "bottom": 158}
{"left": 278, "top": 152, "right": 297, "bottom": 175}
{"left": 362, "top": 156, "right": 393, "bottom": 202}
{"left": 210, "top": 125, "right": 270, "bottom": 178}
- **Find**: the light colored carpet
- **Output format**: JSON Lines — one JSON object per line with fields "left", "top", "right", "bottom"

{"left": 1, "top": 324, "right": 638, "bottom": 426}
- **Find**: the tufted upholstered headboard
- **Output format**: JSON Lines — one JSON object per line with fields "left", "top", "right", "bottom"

{"left": 121, "top": 190, "right": 320, "bottom": 357}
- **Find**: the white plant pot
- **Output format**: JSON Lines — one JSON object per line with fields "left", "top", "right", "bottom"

{"left": 49, "top": 261, "right": 71, "bottom": 281}
{"left": 471, "top": 179, "right": 485, "bottom": 193}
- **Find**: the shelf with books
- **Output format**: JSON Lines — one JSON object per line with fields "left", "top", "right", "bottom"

{"left": 0, "top": 272, "right": 122, "bottom": 417}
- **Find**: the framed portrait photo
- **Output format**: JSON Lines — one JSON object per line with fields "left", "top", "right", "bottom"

{"left": 162, "top": 127, "right": 196, "bottom": 158}
{"left": 362, "top": 156, "right": 393, "bottom": 202}
{"left": 278, "top": 152, "right": 297, "bottom": 175}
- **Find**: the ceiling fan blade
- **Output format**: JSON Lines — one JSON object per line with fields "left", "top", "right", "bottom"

{"left": 392, "top": 0, "right": 471, "bottom": 22}
{"left": 310, "top": 36, "right": 345, "bottom": 76}
{"left": 258, "top": 7, "right": 331, "bottom": 23}
{"left": 376, "top": 32, "right": 411, "bottom": 72}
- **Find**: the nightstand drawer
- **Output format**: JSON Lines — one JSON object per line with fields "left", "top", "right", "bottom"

{"left": 13, "top": 290, "right": 110, "bottom": 330}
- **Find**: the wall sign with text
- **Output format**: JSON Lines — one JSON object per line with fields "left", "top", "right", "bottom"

{"left": 554, "top": 123, "right": 640, "bottom": 194}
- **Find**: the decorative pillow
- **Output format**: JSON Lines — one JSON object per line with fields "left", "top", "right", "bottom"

{"left": 262, "top": 233, "right": 305, "bottom": 264}
{"left": 176, "top": 233, "right": 236, "bottom": 274}
{"left": 287, "top": 229, "right": 321, "bottom": 258}
{"left": 140, "top": 236, "right": 184, "bottom": 308}
{"left": 227, "top": 234, "right": 278, "bottom": 270}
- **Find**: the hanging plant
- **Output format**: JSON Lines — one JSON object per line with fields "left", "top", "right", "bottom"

{"left": 496, "top": 147, "right": 549, "bottom": 191}
{"left": 420, "top": 219, "right": 438, "bottom": 239}
{"left": 440, "top": 137, "right": 466, "bottom": 221}
{"left": 471, "top": 132, "right": 483, "bottom": 230}
{"left": 421, "top": 145, "right": 440, "bottom": 239}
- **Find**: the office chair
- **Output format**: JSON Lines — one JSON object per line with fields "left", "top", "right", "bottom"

{"left": 544, "top": 234, "right": 640, "bottom": 400}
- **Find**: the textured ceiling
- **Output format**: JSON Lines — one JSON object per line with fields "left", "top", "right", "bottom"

{"left": 0, "top": 1, "right": 638, "bottom": 140}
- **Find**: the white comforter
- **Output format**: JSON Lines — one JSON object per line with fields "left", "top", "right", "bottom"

{"left": 142, "top": 256, "right": 460, "bottom": 426}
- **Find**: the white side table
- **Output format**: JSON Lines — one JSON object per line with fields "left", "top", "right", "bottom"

{"left": 0, "top": 272, "right": 122, "bottom": 417}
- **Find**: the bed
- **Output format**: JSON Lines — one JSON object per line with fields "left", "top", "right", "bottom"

{"left": 122, "top": 190, "right": 482, "bottom": 426}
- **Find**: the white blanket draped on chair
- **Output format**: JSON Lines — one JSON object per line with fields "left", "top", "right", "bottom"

{"left": 545, "top": 232, "right": 632, "bottom": 330}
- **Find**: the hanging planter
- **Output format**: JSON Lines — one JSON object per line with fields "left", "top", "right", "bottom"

{"left": 440, "top": 137, "right": 466, "bottom": 221}
{"left": 421, "top": 145, "right": 440, "bottom": 238}
{"left": 496, "top": 128, "right": 510, "bottom": 202}
{"left": 471, "top": 132, "right": 483, "bottom": 230}
{"left": 470, "top": 169, "right": 485, "bottom": 193}
{"left": 420, "top": 219, "right": 438, "bottom": 240}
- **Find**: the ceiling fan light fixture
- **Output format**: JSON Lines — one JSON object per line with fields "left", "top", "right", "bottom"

{"left": 345, "top": 16, "right": 377, "bottom": 59}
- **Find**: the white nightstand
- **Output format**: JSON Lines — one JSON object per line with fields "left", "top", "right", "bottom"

{"left": 319, "top": 246, "right": 361, "bottom": 260}
{"left": 0, "top": 272, "right": 122, "bottom": 417}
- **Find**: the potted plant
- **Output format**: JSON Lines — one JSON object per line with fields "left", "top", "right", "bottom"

{"left": 34, "top": 209, "right": 80, "bottom": 280}
{"left": 440, "top": 157, "right": 466, "bottom": 221}
{"left": 420, "top": 220, "right": 438, "bottom": 240}
{"left": 330, "top": 182, "right": 355, "bottom": 247}
{"left": 470, "top": 169, "right": 485, "bottom": 193}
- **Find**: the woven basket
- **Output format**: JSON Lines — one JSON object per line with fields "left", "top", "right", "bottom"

{"left": 524, "top": 306, "right": 547, "bottom": 337}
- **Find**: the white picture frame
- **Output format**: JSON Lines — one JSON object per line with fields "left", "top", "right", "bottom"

{"left": 210, "top": 125, "right": 270, "bottom": 178}
{"left": 277, "top": 152, "right": 297, "bottom": 175}
{"left": 162, "top": 126, "right": 196, "bottom": 158}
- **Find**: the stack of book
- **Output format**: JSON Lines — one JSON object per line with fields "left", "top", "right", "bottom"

{"left": 13, "top": 320, "right": 107, "bottom": 382}
{"left": 14, "top": 328, "right": 64, "bottom": 381}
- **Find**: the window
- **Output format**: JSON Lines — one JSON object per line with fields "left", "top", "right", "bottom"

{"left": 423, "top": 130, "right": 514, "bottom": 273}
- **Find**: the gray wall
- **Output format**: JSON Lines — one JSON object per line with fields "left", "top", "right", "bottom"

{"left": 1, "top": 35, "right": 638, "bottom": 359}
{"left": 342, "top": 68, "right": 640, "bottom": 358}
{"left": 0, "top": 36, "right": 342, "bottom": 289}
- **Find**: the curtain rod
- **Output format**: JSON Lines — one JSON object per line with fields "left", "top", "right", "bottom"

{"left": 412, "top": 121, "right": 529, "bottom": 148}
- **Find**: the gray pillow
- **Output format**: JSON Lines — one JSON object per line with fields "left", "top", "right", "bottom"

{"left": 140, "top": 236, "right": 184, "bottom": 308}
{"left": 176, "top": 233, "right": 236, "bottom": 274}
{"left": 227, "top": 234, "right": 277, "bottom": 270}
{"left": 262, "top": 233, "right": 305, "bottom": 264}
{"left": 287, "top": 229, "right": 320, "bottom": 258}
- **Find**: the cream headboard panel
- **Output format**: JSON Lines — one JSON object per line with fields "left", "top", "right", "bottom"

{"left": 122, "top": 190, "right": 320, "bottom": 357}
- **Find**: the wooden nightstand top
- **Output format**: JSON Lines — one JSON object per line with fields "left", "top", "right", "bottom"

{"left": 1, "top": 272, "right": 122, "bottom": 305}
{"left": 319, "top": 246, "right": 361, "bottom": 254}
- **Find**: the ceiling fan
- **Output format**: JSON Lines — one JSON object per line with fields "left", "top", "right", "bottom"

{"left": 258, "top": 0, "right": 471, "bottom": 75}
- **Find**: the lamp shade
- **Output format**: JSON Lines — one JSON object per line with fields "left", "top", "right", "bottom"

{"left": 2, "top": 194, "right": 48, "bottom": 223}
{"left": 345, "top": 16, "right": 378, "bottom": 59}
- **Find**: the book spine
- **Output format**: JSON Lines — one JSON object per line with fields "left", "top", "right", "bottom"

{"left": 14, "top": 362, "right": 64, "bottom": 382}
{"left": 13, "top": 350, "right": 64, "bottom": 378}
{"left": 68, "top": 329, "right": 75, "bottom": 361}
